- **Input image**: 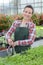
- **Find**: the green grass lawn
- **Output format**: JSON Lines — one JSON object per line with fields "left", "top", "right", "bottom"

{"left": 0, "top": 46, "right": 43, "bottom": 65}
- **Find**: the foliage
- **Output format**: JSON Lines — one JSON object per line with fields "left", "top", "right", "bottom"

{"left": 0, "top": 46, "right": 43, "bottom": 65}
{"left": 36, "top": 26, "right": 43, "bottom": 37}
{"left": 40, "top": 14, "right": 43, "bottom": 20}
{"left": 0, "top": 14, "right": 14, "bottom": 32}
{"left": 39, "top": 14, "right": 43, "bottom": 25}
{"left": 31, "top": 14, "right": 40, "bottom": 25}
{"left": 0, "top": 14, "right": 23, "bottom": 32}
{"left": 13, "top": 14, "right": 23, "bottom": 20}
{"left": 0, "top": 13, "right": 43, "bottom": 32}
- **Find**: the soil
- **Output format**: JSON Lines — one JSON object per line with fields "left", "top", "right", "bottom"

{"left": 0, "top": 47, "right": 7, "bottom": 51}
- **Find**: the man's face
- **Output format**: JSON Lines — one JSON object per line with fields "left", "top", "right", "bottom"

{"left": 23, "top": 7, "right": 33, "bottom": 20}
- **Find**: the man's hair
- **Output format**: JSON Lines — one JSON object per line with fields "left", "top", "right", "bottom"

{"left": 24, "top": 5, "right": 34, "bottom": 14}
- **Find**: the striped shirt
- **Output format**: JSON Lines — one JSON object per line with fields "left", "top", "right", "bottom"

{"left": 5, "top": 20, "right": 36, "bottom": 46}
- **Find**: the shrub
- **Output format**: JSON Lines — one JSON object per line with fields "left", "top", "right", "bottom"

{"left": 0, "top": 14, "right": 14, "bottom": 32}
{"left": 13, "top": 14, "right": 23, "bottom": 20}
{"left": 32, "top": 14, "right": 40, "bottom": 25}
{"left": 39, "top": 14, "right": 43, "bottom": 25}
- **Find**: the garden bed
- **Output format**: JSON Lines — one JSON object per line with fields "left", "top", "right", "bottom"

{"left": 0, "top": 46, "right": 43, "bottom": 65}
